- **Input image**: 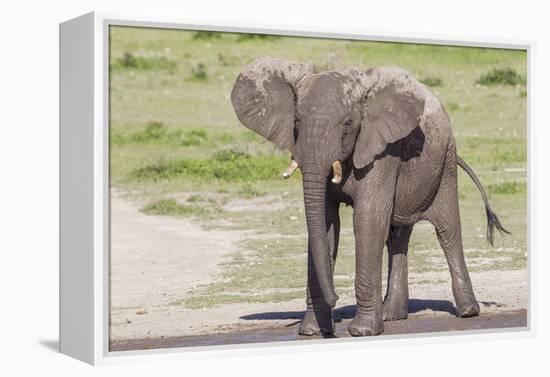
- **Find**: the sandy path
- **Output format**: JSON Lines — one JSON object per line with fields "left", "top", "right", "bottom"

{"left": 109, "top": 190, "right": 242, "bottom": 340}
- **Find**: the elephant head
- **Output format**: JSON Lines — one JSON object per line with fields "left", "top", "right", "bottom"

{"left": 231, "top": 58, "right": 425, "bottom": 308}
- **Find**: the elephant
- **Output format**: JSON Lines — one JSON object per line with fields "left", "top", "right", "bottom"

{"left": 230, "top": 57, "right": 508, "bottom": 337}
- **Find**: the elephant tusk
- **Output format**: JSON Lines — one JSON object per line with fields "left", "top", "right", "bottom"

{"left": 331, "top": 160, "right": 342, "bottom": 184}
{"left": 282, "top": 159, "right": 298, "bottom": 179}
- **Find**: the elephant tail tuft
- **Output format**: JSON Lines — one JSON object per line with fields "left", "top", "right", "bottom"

{"left": 457, "top": 156, "right": 511, "bottom": 245}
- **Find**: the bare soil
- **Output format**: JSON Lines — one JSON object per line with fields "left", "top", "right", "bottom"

{"left": 110, "top": 310, "right": 527, "bottom": 351}
{"left": 109, "top": 189, "right": 243, "bottom": 339}
{"left": 109, "top": 191, "right": 528, "bottom": 346}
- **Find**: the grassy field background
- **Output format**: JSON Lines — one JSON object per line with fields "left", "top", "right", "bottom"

{"left": 109, "top": 26, "right": 527, "bottom": 309}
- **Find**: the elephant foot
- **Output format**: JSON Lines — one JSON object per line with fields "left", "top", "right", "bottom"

{"left": 348, "top": 311, "right": 383, "bottom": 337}
{"left": 382, "top": 297, "right": 408, "bottom": 321}
{"left": 454, "top": 288, "right": 480, "bottom": 318}
{"left": 298, "top": 306, "right": 334, "bottom": 336}
{"left": 456, "top": 300, "right": 480, "bottom": 318}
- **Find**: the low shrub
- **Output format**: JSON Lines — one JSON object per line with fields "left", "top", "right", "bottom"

{"left": 189, "top": 63, "right": 208, "bottom": 81}
{"left": 169, "top": 128, "right": 208, "bottom": 146}
{"left": 130, "top": 121, "right": 168, "bottom": 142}
{"left": 141, "top": 199, "right": 200, "bottom": 216}
{"left": 420, "top": 76, "right": 443, "bottom": 87}
{"left": 112, "top": 52, "right": 177, "bottom": 71}
{"left": 476, "top": 68, "right": 525, "bottom": 86}
{"left": 238, "top": 183, "right": 265, "bottom": 198}
{"left": 192, "top": 31, "right": 222, "bottom": 40}
{"left": 141, "top": 198, "right": 222, "bottom": 217}
{"left": 237, "top": 33, "right": 281, "bottom": 42}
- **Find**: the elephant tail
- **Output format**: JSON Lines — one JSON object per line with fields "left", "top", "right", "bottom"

{"left": 457, "top": 156, "right": 511, "bottom": 245}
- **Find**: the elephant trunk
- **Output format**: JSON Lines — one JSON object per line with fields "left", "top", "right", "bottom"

{"left": 302, "top": 168, "right": 338, "bottom": 308}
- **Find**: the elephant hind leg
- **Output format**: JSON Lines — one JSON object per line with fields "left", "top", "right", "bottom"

{"left": 427, "top": 163, "right": 480, "bottom": 318}
{"left": 383, "top": 225, "right": 413, "bottom": 321}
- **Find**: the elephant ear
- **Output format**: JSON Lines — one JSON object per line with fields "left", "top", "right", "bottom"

{"left": 353, "top": 68, "right": 426, "bottom": 168}
{"left": 231, "top": 58, "right": 313, "bottom": 154}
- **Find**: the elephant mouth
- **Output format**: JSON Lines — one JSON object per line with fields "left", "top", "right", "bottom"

{"left": 281, "top": 158, "right": 342, "bottom": 183}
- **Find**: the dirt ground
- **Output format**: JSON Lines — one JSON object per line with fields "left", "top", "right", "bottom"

{"left": 110, "top": 310, "right": 527, "bottom": 351}
{"left": 109, "top": 191, "right": 528, "bottom": 347}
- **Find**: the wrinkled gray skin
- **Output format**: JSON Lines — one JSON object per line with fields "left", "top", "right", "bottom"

{"left": 230, "top": 58, "right": 508, "bottom": 337}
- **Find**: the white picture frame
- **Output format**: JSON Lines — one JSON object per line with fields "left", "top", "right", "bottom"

{"left": 59, "top": 11, "right": 534, "bottom": 365}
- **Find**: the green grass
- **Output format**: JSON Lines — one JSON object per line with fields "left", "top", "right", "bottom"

{"left": 488, "top": 181, "right": 527, "bottom": 195}
{"left": 457, "top": 136, "right": 526, "bottom": 170}
{"left": 128, "top": 149, "right": 287, "bottom": 183}
{"left": 111, "top": 122, "right": 209, "bottom": 146}
{"left": 109, "top": 26, "right": 527, "bottom": 309}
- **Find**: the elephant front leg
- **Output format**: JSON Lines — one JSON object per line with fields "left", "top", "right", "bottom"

{"left": 348, "top": 201, "right": 393, "bottom": 337}
{"left": 299, "top": 200, "right": 340, "bottom": 336}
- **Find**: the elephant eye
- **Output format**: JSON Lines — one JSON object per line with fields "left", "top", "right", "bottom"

{"left": 342, "top": 120, "right": 353, "bottom": 141}
{"left": 294, "top": 115, "right": 300, "bottom": 129}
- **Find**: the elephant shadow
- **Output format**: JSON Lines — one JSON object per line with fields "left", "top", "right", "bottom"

{"left": 239, "top": 299, "right": 457, "bottom": 323}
